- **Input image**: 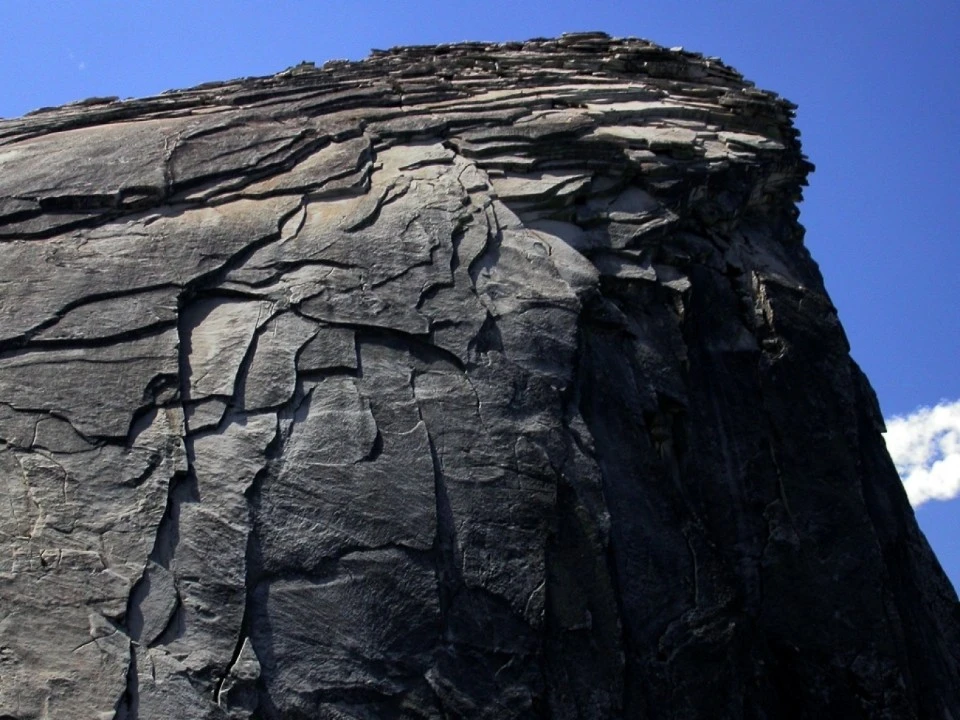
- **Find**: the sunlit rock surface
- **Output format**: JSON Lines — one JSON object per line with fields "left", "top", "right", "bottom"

{"left": 0, "top": 32, "right": 958, "bottom": 719}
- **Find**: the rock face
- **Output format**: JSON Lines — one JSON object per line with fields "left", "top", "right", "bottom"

{"left": 0, "top": 32, "right": 957, "bottom": 719}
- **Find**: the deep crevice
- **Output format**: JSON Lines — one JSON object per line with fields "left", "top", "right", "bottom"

{"left": 112, "top": 641, "right": 138, "bottom": 720}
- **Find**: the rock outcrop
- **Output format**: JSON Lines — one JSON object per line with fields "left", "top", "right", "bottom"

{"left": 0, "top": 32, "right": 957, "bottom": 719}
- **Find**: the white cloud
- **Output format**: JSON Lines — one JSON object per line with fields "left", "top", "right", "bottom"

{"left": 883, "top": 399, "right": 960, "bottom": 507}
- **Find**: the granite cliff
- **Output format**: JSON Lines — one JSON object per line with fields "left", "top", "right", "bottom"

{"left": 0, "top": 32, "right": 958, "bottom": 719}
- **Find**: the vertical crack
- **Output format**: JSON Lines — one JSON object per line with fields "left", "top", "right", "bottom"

{"left": 140, "top": 293, "right": 201, "bottom": 575}
{"left": 410, "top": 375, "right": 461, "bottom": 634}
{"left": 112, "top": 642, "right": 138, "bottom": 720}
{"left": 214, "top": 381, "right": 304, "bottom": 715}
{"left": 466, "top": 204, "right": 502, "bottom": 288}
{"left": 428, "top": 429, "right": 459, "bottom": 625}
{"left": 117, "top": 290, "right": 200, "bottom": 718}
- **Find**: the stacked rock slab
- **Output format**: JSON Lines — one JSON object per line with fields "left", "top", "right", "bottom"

{"left": 0, "top": 32, "right": 957, "bottom": 719}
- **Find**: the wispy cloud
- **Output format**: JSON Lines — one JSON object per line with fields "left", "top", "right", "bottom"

{"left": 884, "top": 399, "right": 960, "bottom": 507}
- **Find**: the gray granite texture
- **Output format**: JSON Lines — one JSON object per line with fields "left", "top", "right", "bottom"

{"left": 0, "top": 32, "right": 958, "bottom": 719}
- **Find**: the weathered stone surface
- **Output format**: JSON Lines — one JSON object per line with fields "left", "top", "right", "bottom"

{"left": 0, "top": 32, "right": 957, "bottom": 719}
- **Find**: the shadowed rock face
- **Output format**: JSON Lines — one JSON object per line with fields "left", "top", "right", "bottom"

{"left": 0, "top": 32, "right": 957, "bottom": 719}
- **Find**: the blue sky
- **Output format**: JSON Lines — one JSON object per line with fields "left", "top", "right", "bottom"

{"left": 1, "top": 1, "right": 958, "bottom": 588}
